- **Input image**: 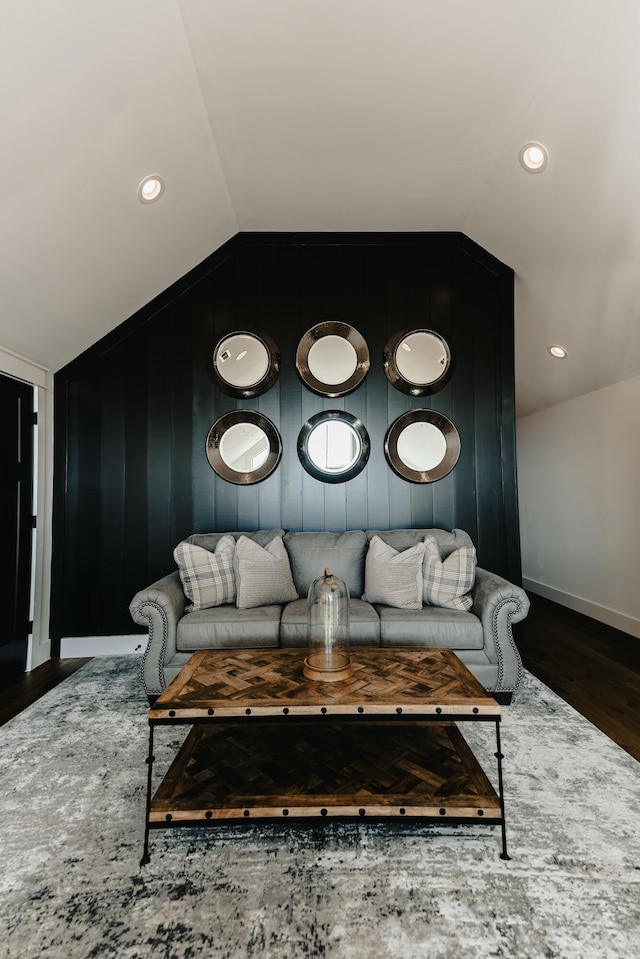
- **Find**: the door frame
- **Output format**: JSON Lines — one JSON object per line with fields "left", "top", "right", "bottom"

{"left": 0, "top": 347, "right": 52, "bottom": 670}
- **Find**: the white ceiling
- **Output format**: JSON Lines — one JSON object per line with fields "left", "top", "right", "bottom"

{"left": 1, "top": 0, "right": 638, "bottom": 416}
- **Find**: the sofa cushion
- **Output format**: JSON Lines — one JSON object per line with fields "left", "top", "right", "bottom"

{"left": 280, "top": 598, "right": 380, "bottom": 647}
{"left": 423, "top": 536, "right": 476, "bottom": 611}
{"left": 234, "top": 535, "right": 299, "bottom": 609}
{"left": 176, "top": 604, "right": 282, "bottom": 650}
{"left": 173, "top": 536, "right": 236, "bottom": 611}
{"left": 284, "top": 530, "right": 367, "bottom": 598}
{"left": 362, "top": 536, "right": 425, "bottom": 609}
{"left": 365, "top": 528, "right": 474, "bottom": 559}
{"left": 376, "top": 606, "right": 484, "bottom": 649}
{"left": 186, "top": 529, "right": 285, "bottom": 552}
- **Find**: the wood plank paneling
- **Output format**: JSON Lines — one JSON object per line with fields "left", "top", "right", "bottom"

{"left": 122, "top": 329, "right": 150, "bottom": 600}
{"left": 52, "top": 233, "right": 520, "bottom": 640}
{"left": 62, "top": 368, "right": 102, "bottom": 638}
{"left": 145, "top": 312, "right": 173, "bottom": 583}
{"left": 98, "top": 348, "right": 125, "bottom": 634}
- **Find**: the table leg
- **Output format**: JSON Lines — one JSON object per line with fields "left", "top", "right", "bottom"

{"left": 494, "top": 720, "right": 510, "bottom": 860}
{"left": 140, "top": 723, "right": 155, "bottom": 866}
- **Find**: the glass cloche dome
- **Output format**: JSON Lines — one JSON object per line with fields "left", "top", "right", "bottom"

{"left": 304, "top": 568, "right": 353, "bottom": 682}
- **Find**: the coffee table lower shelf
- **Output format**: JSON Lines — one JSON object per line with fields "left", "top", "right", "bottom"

{"left": 148, "top": 720, "right": 502, "bottom": 826}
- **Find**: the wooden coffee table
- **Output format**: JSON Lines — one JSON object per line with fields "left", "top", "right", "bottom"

{"left": 141, "top": 647, "right": 510, "bottom": 863}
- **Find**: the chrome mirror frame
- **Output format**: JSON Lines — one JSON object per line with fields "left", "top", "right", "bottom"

{"left": 205, "top": 410, "right": 282, "bottom": 485}
{"left": 296, "top": 321, "right": 370, "bottom": 397}
{"left": 297, "top": 410, "right": 370, "bottom": 484}
{"left": 384, "top": 409, "right": 460, "bottom": 483}
{"left": 383, "top": 328, "right": 452, "bottom": 396}
{"left": 210, "top": 327, "right": 280, "bottom": 398}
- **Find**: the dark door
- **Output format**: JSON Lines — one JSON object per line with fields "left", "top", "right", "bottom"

{"left": 0, "top": 372, "right": 33, "bottom": 685}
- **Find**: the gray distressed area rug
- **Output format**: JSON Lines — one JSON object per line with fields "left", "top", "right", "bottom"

{"left": 1, "top": 657, "right": 639, "bottom": 959}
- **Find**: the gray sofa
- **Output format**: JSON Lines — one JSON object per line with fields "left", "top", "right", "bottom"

{"left": 129, "top": 527, "right": 530, "bottom": 704}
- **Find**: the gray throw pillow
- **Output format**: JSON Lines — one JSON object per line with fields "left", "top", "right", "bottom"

{"left": 174, "top": 535, "right": 236, "bottom": 611}
{"left": 235, "top": 535, "right": 299, "bottom": 609}
{"left": 423, "top": 535, "right": 476, "bottom": 611}
{"left": 362, "top": 535, "right": 425, "bottom": 609}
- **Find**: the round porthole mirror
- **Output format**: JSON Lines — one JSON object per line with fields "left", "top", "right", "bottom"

{"left": 210, "top": 328, "right": 280, "bottom": 398}
{"left": 296, "top": 322, "right": 369, "bottom": 397}
{"left": 383, "top": 329, "right": 452, "bottom": 396}
{"left": 206, "top": 411, "right": 282, "bottom": 484}
{"left": 297, "top": 411, "right": 370, "bottom": 483}
{"left": 384, "top": 409, "right": 460, "bottom": 483}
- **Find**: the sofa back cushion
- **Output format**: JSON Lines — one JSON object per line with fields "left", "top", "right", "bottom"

{"left": 365, "top": 528, "right": 474, "bottom": 560}
{"left": 186, "top": 529, "right": 285, "bottom": 553}
{"left": 283, "top": 530, "right": 367, "bottom": 598}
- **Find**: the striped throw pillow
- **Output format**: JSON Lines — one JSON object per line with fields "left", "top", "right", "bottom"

{"left": 423, "top": 535, "right": 476, "bottom": 611}
{"left": 174, "top": 535, "right": 236, "bottom": 611}
{"left": 234, "top": 535, "right": 299, "bottom": 609}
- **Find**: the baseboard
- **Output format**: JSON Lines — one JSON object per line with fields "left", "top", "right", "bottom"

{"left": 60, "top": 635, "right": 146, "bottom": 658}
{"left": 522, "top": 579, "right": 640, "bottom": 640}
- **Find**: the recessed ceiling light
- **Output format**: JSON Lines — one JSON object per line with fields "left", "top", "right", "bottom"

{"left": 519, "top": 142, "right": 548, "bottom": 173}
{"left": 137, "top": 175, "right": 165, "bottom": 204}
{"left": 548, "top": 345, "right": 568, "bottom": 359}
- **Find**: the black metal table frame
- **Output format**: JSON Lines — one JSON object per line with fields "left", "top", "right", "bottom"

{"left": 141, "top": 710, "right": 510, "bottom": 866}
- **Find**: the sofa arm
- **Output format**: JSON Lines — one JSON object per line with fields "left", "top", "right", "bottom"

{"left": 471, "top": 568, "right": 530, "bottom": 693}
{"left": 129, "top": 571, "right": 186, "bottom": 696}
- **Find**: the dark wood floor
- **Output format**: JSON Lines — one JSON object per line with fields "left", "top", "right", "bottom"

{"left": 0, "top": 657, "right": 90, "bottom": 726}
{"left": 518, "top": 594, "right": 640, "bottom": 762}
{"left": 1, "top": 596, "right": 639, "bottom": 763}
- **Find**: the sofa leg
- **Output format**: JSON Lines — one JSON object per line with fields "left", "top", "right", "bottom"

{"left": 492, "top": 690, "right": 513, "bottom": 706}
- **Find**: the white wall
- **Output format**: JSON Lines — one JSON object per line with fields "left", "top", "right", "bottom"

{"left": 517, "top": 374, "right": 640, "bottom": 638}
{"left": 0, "top": 347, "right": 53, "bottom": 669}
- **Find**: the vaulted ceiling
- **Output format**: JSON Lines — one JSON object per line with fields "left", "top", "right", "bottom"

{"left": 1, "top": 0, "right": 638, "bottom": 415}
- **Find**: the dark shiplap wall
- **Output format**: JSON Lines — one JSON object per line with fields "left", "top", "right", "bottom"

{"left": 52, "top": 232, "right": 519, "bottom": 644}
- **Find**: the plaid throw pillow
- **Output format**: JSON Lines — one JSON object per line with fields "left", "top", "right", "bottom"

{"left": 362, "top": 535, "right": 425, "bottom": 609}
{"left": 423, "top": 536, "right": 476, "bottom": 611}
{"left": 174, "top": 536, "right": 236, "bottom": 612}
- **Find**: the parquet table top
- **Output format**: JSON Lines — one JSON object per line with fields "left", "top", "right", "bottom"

{"left": 150, "top": 647, "right": 500, "bottom": 720}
